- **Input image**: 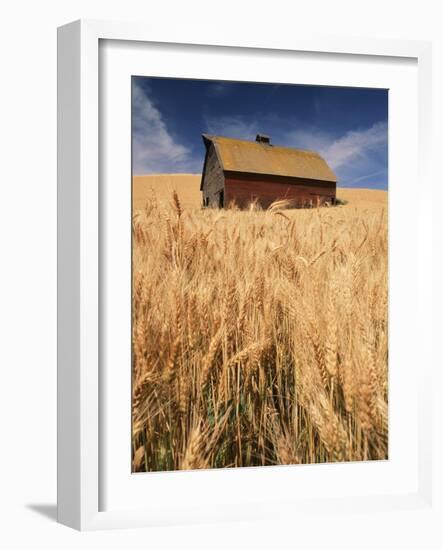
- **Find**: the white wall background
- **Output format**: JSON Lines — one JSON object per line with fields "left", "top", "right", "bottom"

{"left": 0, "top": 1, "right": 441, "bottom": 548}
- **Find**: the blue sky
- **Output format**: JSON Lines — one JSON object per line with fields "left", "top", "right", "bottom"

{"left": 132, "top": 77, "right": 388, "bottom": 189}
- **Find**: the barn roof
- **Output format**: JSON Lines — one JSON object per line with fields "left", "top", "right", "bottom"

{"left": 202, "top": 134, "right": 337, "bottom": 183}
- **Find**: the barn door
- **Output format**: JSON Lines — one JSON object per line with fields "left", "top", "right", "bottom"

{"left": 218, "top": 190, "right": 224, "bottom": 208}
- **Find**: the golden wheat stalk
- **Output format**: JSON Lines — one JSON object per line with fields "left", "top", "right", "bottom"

{"left": 132, "top": 190, "right": 388, "bottom": 471}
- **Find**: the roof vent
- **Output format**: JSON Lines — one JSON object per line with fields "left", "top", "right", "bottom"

{"left": 256, "top": 134, "right": 271, "bottom": 145}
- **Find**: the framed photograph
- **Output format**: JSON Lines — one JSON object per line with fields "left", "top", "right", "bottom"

{"left": 57, "top": 20, "right": 435, "bottom": 531}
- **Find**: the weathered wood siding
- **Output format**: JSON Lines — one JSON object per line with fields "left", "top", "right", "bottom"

{"left": 202, "top": 144, "right": 225, "bottom": 207}
{"left": 224, "top": 173, "right": 336, "bottom": 209}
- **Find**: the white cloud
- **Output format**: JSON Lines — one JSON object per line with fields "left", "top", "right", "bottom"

{"left": 286, "top": 121, "right": 387, "bottom": 170}
{"left": 207, "top": 83, "right": 231, "bottom": 97}
{"left": 204, "top": 115, "right": 261, "bottom": 141}
{"left": 132, "top": 83, "right": 199, "bottom": 174}
{"left": 285, "top": 121, "right": 387, "bottom": 186}
{"left": 347, "top": 169, "right": 386, "bottom": 186}
{"left": 322, "top": 121, "right": 387, "bottom": 170}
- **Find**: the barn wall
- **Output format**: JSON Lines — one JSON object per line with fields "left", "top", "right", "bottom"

{"left": 224, "top": 173, "right": 336, "bottom": 209}
{"left": 202, "top": 144, "right": 225, "bottom": 207}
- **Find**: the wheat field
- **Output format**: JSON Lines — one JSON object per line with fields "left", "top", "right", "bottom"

{"left": 132, "top": 176, "right": 388, "bottom": 472}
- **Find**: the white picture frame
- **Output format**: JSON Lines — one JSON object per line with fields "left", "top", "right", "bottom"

{"left": 57, "top": 19, "right": 436, "bottom": 532}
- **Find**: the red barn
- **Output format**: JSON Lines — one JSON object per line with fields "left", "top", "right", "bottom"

{"left": 201, "top": 134, "right": 337, "bottom": 209}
